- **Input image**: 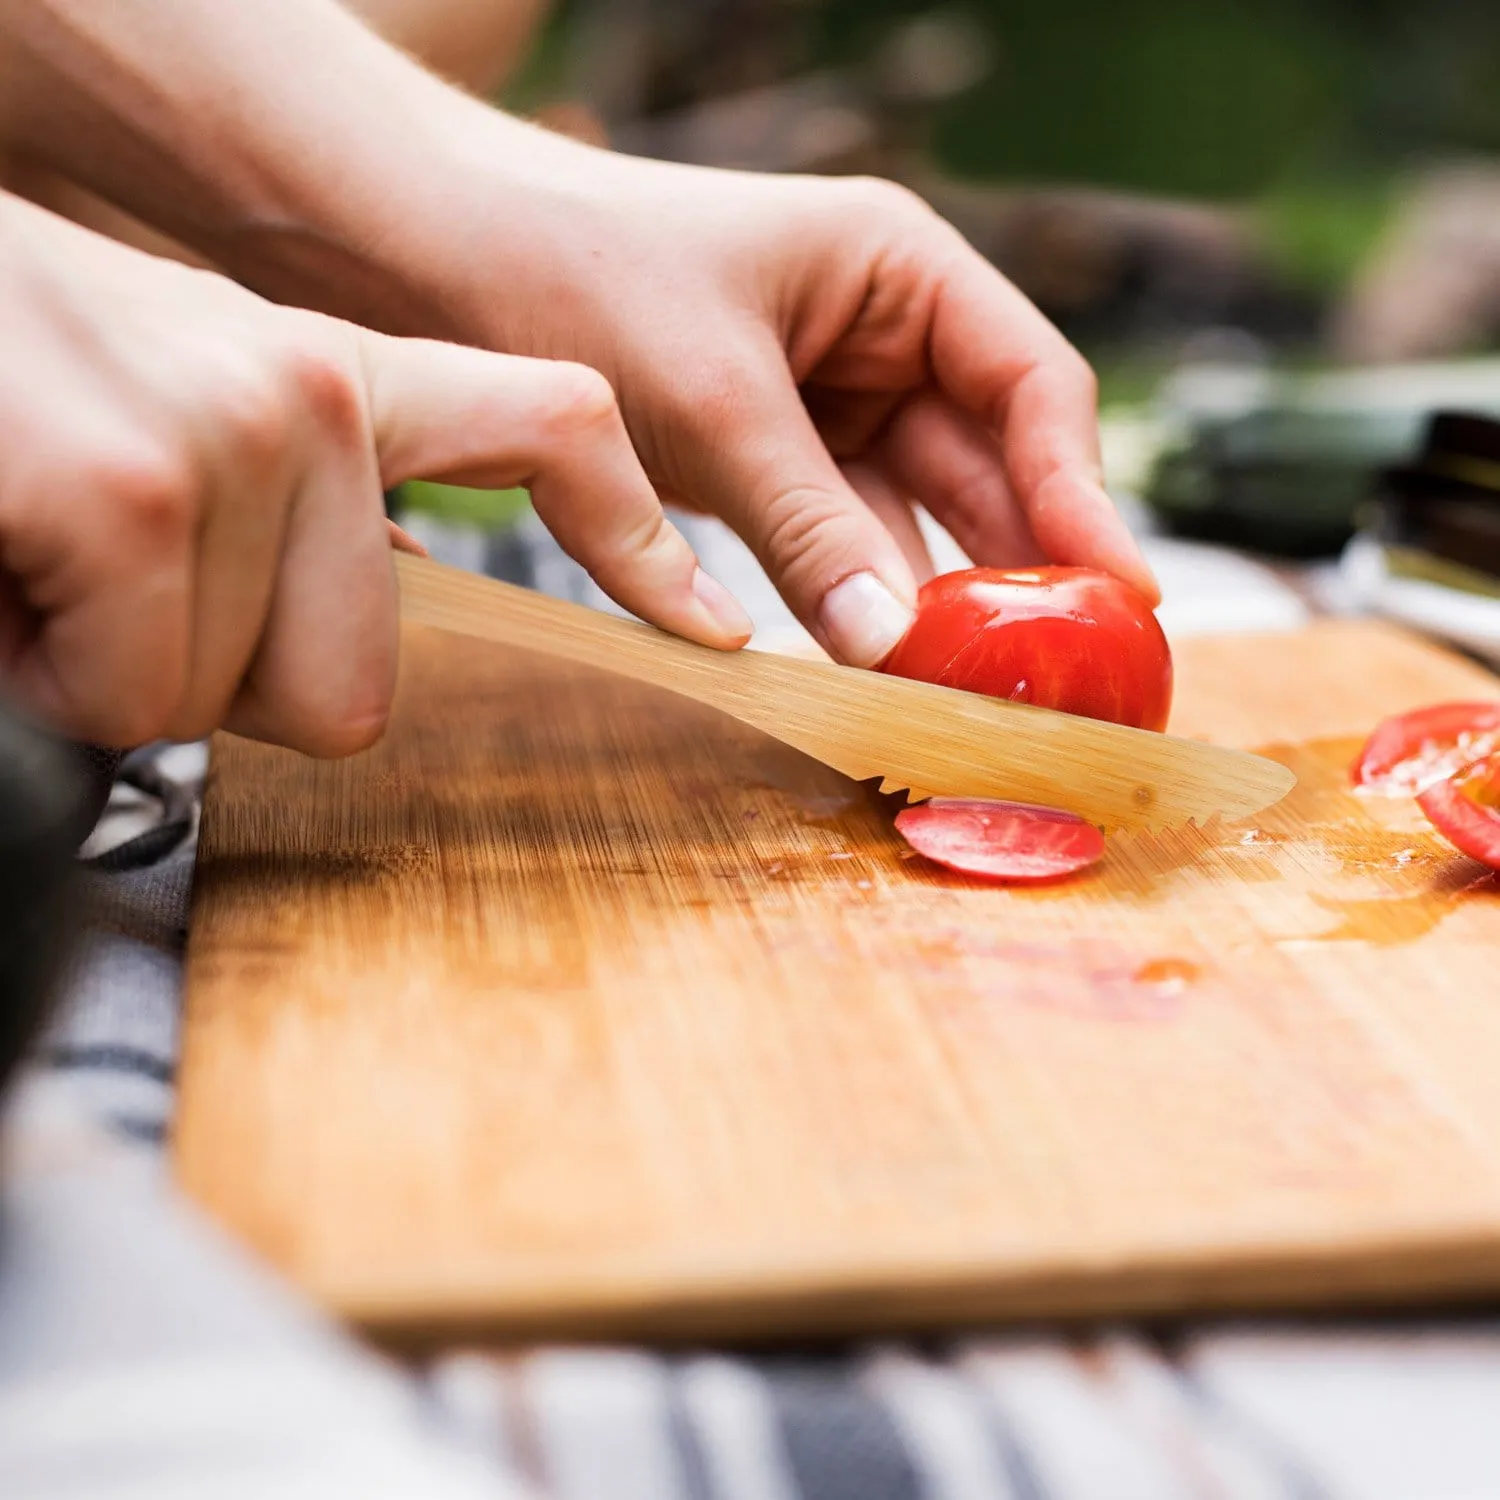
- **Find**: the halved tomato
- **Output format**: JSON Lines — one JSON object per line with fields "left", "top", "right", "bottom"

{"left": 880, "top": 567, "right": 1172, "bottom": 732}
{"left": 894, "top": 798, "right": 1105, "bottom": 883}
{"left": 1417, "top": 757, "right": 1500, "bottom": 870}
{"left": 1352, "top": 702, "right": 1500, "bottom": 796}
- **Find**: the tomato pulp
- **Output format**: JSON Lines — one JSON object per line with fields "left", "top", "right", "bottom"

{"left": 881, "top": 567, "right": 1172, "bottom": 732}
{"left": 894, "top": 799, "right": 1105, "bottom": 883}
{"left": 1418, "top": 758, "right": 1500, "bottom": 871}
{"left": 1351, "top": 702, "right": 1500, "bottom": 796}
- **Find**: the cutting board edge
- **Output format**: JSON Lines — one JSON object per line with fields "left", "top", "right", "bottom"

{"left": 334, "top": 1223, "right": 1500, "bottom": 1351}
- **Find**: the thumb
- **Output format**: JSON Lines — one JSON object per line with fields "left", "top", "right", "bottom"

{"left": 670, "top": 355, "right": 919, "bottom": 666}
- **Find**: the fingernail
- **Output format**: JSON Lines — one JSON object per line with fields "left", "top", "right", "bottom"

{"left": 386, "top": 519, "right": 429, "bottom": 558}
{"left": 1088, "top": 482, "right": 1160, "bottom": 605}
{"left": 819, "top": 571, "right": 915, "bottom": 668}
{"left": 691, "top": 568, "right": 754, "bottom": 645}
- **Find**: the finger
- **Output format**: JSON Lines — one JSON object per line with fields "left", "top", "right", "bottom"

{"left": 660, "top": 345, "right": 919, "bottom": 667}
{"left": 166, "top": 380, "right": 301, "bottom": 742}
{"left": 387, "top": 518, "right": 428, "bottom": 556}
{"left": 0, "top": 440, "right": 193, "bottom": 746}
{"left": 839, "top": 459, "right": 935, "bottom": 583}
{"left": 360, "top": 333, "right": 751, "bottom": 650}
{"left": 926, "top": 242, "right": 1158, "bottom": 602}
{"left": 223, "top": 358, "right": 397, "bottom": 757}
{"left": 879, "top": 393, "right": 1047, "bottom": 570}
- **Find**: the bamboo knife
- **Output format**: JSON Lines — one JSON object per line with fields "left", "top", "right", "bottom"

{"left": 395, "top": 553, "right": 1295, "bottom": 832}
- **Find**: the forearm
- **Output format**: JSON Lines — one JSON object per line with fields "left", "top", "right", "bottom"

{"left": 0, "top": 0, "right": 552, "bottom": 334}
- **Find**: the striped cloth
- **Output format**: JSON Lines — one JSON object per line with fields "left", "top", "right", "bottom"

{"left": 9, "top": 513, "right": 1500, "bottom": 1500}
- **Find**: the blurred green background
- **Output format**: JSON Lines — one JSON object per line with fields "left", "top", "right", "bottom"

{"left": 405, "top": 0, "right": 1500, "bottom": 556}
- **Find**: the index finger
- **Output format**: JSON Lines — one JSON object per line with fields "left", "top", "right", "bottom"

{"left": 925, "top": 237, "right": 1159, "bottom": 604}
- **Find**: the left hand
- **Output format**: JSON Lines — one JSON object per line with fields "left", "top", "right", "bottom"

{"left": 448, "top": 144, "right": 1158, "bottom": 666}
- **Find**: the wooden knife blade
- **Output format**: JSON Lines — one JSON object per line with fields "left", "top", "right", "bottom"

{"left": 395, "top": 553, "right": 1295, "bottom": 831}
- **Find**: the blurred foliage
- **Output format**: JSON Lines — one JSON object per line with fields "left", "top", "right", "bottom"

{"left": 1251, "top": 175, "right": 1397, "bottom": 296}
{"left": 398, "top": 479, "right": 532, "bottom": 527}
{"left": 499, "top": 6, "right": 577, "bottom": 112}
{"left": 811, "top": 0, "right": 1500, "bottom": 198}
{"left": 828, "top": 0, "right": 1350, "bottom": 199}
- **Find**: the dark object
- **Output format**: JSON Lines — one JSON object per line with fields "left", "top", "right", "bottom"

{"left": 1146, "top": 407, "right": 1388, "bottom": 559}
{"left": 1369, "top": 411, "right": 1500, "bottom": 582}
{"left": 0, "top": 708, "right": 104, "bottom": 1096}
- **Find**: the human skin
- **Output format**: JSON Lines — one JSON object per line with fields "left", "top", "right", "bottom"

{"left": 0, "top": 0, "right": 557, "bottom": 267}
{"left": 0, "top": 0, "right": 1154, "bottom": 676}
{"left": 0, "top": 189, "right": 749, "bottom": 752}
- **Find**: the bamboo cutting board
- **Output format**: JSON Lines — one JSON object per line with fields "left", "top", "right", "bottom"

{"left": 177, "top": 619, "right": 1500, "bottom": 1344}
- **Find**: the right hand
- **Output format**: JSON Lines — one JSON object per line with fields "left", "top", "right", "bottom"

{"left": 0, "top": 193, "right": 751, "bottom": 755}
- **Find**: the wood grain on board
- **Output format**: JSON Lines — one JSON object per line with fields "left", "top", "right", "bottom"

{"left": 176, "top": 619, "right": 1500, "bottom": 1344}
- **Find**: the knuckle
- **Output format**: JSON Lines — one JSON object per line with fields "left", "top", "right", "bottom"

{"left": 310, "top": 696, "right": 390, "bottom": 756}
{"left": 615, "top": 505, "right": 677, "bottom": 567}
{"left": 282, "top": 343, "right": 366, "bottom": 448}
{"left": 1060, "top": 348, "right": 1099, "bottom": 403}
{"left": 537, "top": 362, "right": 620, "bottom": 437}
{"left": 306, "top": 708, "right": 390, "bottom": 762}
{"left": 287, "top": 665, "right": 395, "bottom": 759}
{"left": 93, "top": 445, "right": 197, "bottom": 540}
{"left": 757, "top": 484, "right": 848, "bottom": 582}
{"left": 216, "top": 361, "right": 292, "bottom": 458}
{"left": 845, "top": 174, "right": 932, "bottom": 225}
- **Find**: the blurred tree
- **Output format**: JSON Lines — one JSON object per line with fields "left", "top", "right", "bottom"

{"left": 846, "top": 0, "right": 1348, "bottom": 198}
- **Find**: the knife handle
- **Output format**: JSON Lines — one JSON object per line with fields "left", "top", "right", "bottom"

{"left": 393, "top": 551, "right": 775, "bottom": 711}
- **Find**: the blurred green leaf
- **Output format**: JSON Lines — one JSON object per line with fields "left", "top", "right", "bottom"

{"left": 1253, "top": 174, "right": 1396, "bottom": 293}
{"left": 397, "top": 480, "right": 531, "bottom": 528}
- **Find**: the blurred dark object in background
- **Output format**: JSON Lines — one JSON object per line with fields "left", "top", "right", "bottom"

{"left": 0, "top": 713, "right": 99, "bottom": 1098}
{"left": 1369, "top": 411, "right": 1500, "bottom": 586}
{"left": 919, "top": 178, "right": 1319, "bottom": 349}
{"left": 1146, "top": 405, "right": 1386, "bottom": 558}
{"left": 1141, "top": 369, "right": 1500, "bottom": 560}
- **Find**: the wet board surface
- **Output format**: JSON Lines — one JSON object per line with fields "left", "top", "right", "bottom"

{"left": 176, "top": 619, "right": 1500, "bottom": 1344}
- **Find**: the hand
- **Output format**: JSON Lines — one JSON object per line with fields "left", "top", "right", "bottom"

{"left": 0, "top": 192, "right": 749, "bottom": 753}
{"left": 451, "top": 143, "right": 1158, "bottom": 666}
{"left": 0, "top": 0, "right": 1151, "bottom": 670}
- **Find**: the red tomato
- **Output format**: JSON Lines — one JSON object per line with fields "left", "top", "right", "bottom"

{"left": 894, "top": 799, "right": 1105, "bottom": 883}
{"left": 1417, "top": 757, "right": 1500, "bottom": 870}
{"left": 880, "top": 567, "right": 1172, "bottom": 732}
{"left": 1352, "top": 702, "right": 1500, "bottom": 797}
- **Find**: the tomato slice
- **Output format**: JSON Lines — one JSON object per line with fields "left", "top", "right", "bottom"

{"left": 1352, "top": 702, "right": 1500, "bottom": 796}
{"left": 1417, "top": 757, "right": 1500, "bottom": 870}
{"left": 894, "top": 798, "right": 1105, "bottom": 883}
